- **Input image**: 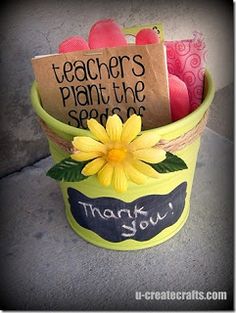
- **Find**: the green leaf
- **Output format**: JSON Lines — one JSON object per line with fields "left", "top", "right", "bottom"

{"left": 46, "top": 157, "right": 88, "bottom": 182}
{"left": 151, "top": 152, "right": 188, "bottom": 173}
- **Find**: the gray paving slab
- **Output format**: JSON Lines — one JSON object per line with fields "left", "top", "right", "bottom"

{"left": 0, "top": 128, "right": 233, "bottom": 310}
{"left": 208, "top": 83, "right": 234, "bottom": 141}
{"left": 0, "top": 0, "right": 234, "bottom": 177}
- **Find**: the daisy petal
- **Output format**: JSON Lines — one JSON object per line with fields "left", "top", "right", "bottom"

{"left": 133, "top": 148, "right": 166, "bottom": 164}
{"left": 81, "top": 158, "right": 106, "bottom": 176}
{"left": 121, "top": 114, "right": 141, "bottom": 144}
{"left": 72, "top": 136, "right": 106, "bottom": 153}
{"left": 112, "top": 166, "right": 128, "bottom": 193}
{"left": 98, "top": 163, "right": 113, "bottom": 187}
{"left": 124, "top": 163, "right": 147, "bottom": 185}
{"left": 87, "top": 118, "right": 110, "bottom": 143}
{"left": 71, "top": 151, "right": 101, "bottom": 161}
{"left": 106, "top": 115, "right": 123, "bottom": 141}
{"left": 132, "top": 160, "right": 160, "bottom": 178}
{"left": 129, "top": 131, "right": 160, "bottom": 151}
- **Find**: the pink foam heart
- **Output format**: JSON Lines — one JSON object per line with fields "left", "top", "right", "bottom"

{"left": 168, "top": 74, "right": 190, "bottom": 121}
{"left": 88, "top": 19, "right": 127, "bottom": 49}
{"left": 58, "top": 36, "right": 89, "bottom": 53}
{"left": 136, "top": 28, "right": 160, "bottom": 45}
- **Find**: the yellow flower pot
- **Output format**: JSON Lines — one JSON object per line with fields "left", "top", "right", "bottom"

{"left": 30, "top": 71, "right": 214, "bottom": 250}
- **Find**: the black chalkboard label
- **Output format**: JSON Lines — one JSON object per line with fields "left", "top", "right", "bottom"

{"left": 68, "top": 182, "right": 187, "bottom": 242}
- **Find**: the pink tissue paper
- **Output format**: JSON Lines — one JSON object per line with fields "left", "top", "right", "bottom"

{"left": 165, "top": 32, "right": 207, "bottom": 112}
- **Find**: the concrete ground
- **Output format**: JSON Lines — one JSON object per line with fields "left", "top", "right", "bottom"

{"left": 0, "top": 1, "right": 234, "bottom": 310}
{"left": 0, "top": 127, "right": 233, "bottom": 310}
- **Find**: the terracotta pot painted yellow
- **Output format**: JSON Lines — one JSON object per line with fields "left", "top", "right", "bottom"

{"left": 30, "top": 72, "right": 214, "bottom": 250}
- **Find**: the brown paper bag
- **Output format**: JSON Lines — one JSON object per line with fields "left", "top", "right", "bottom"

{"left": 32, "top": 43, "right": 171, "bottom": 130}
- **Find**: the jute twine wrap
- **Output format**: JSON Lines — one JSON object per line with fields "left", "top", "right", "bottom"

{"left": 39, "top": 111, "right": 209, "bottom": 154}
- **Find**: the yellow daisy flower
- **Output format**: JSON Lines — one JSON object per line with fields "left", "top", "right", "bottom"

{"left": 71, "top": 114, "right": 166, "bottom": 193}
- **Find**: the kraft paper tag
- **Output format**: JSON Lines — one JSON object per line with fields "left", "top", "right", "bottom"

{"left": 32, "top": 43, "right": 171, "bottom": 130}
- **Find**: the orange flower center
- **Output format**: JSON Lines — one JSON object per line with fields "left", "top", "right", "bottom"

{"left": 107, "top": 148, "right": 127, "bottom": 163}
